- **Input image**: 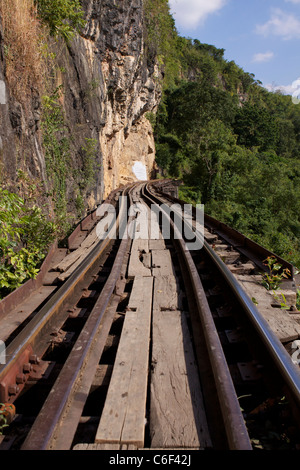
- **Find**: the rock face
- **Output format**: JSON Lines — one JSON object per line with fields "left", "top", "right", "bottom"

{"left": 0, "top": 19, "right": 44, "bottom": 184}
{"left": 82, "top": 0, "right": 160, "bottom": 196}
{"left": 0, "top": 0, "right": 160, "bottom": 213}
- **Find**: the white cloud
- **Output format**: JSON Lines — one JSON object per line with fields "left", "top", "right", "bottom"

{"left": 285, "top": 0, "right": 300, "bottom": 4}
{"left": 256, "top": 8, "right": 300, "bottom": 40}
{"left": 265, "top": 83, "right": 294, "bottom": 94}
{"left": 169, "top": 0, "right": 227, "bottom": 29}
{"left": 252, "top": 51, "right": 274, "bottom": 63}
{"left": 265, "top": 78, "right": 300, "bottom": 99}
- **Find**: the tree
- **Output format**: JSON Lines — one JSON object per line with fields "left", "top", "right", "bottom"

{"left": 188, "top": 120, "right": 237, "bottom": 203}
{"left": 233, "top": 103, "right": 279, "bottom": 151}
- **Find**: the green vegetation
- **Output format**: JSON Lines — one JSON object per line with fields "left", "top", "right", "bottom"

{"left": 0, "top": 188, "right": 56, "bottom": 299}
{"left": 144, "top": 0, "right": 179, "bottom": 88}
{"left": 80, "top": 138, "right": 99, "bottom": 192}
{"left": 0, "top": 0, "right": 85, "bottom": 105}
{"left": 41, "top": 86, "right": 72, "bottom": 235}
{"left": 261, "top": 256, "right": 291, "bottom": 291}
{"left": 71, "top": 137, "right": 100, "bottom": 218}
{"left": 35, "top": 0, "right": 85, "bottom": 41}
{"left": 42, "top": 88, "right": 100, "bottom": 226}
{"left": 0, "top": 404, "right": 15, "bottom": 434}
{"left": 0, "top": 1, "right": 95, "bottom": 299}
{"left": 144, "top": 10, "right": 300, "bottom": 268}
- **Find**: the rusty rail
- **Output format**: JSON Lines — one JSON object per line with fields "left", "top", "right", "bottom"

{"left": 143, "top": 183, "right": 253, "bottom": 450}
{"left": 152, "top": 183, "right": 294, "bottom": 278}
{"left": 2, "top": 180, "right": 300, "bottom": 451}
{"left": 147, "top": 181, "right": 300, "bottom": 417}
{"left": 0, "top": 186, "right": 131, "bottom": 406}
{"left": 20, "top": 185, "right": 137, "bottom": 450}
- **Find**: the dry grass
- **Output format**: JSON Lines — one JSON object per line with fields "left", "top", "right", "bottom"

{"left": 0, "top": 0, "right": 46, "bottom": 107}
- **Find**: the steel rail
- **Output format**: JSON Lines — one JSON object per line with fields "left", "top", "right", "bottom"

{"left": 20, "top": 185, "right": 137, "bottom": 450}
{"left": 152, "top": 182, "right": 294, "bottom": 277}
{"left": 202, "top": 235, "right": 300, "bottom": 404}
{"left": 148, "top": 182, "right": 300, "bottom": 411}
{"left": 142, "top": 183, "right": 253, "bottom": 451}
{"left": 0, "top": 186, "right": 130, "bottom": 403}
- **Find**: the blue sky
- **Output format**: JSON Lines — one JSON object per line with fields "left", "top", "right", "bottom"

{"left": 169, "top": 0, "right": 300, "bottom": 95}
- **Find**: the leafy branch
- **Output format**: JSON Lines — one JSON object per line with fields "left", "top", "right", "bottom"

{"left": 261, "top": 256, "right": 291, "bottom": 291}
{"left": 0, "top": 404, "right": 15, "bottom": 434}
{"left": 0, "top": 188, "right": 56, "bottom": 299}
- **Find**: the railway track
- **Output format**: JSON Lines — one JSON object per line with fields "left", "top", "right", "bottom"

{"left": 0, "top": 180, "right": 300, "bottom": 451}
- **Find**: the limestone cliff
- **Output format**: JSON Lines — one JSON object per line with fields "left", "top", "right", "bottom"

{"left": 0, "top": 0, "right": 161, "bottom": 221}
{"left": 81, "top": 0, "right": 160, "bottom": 196}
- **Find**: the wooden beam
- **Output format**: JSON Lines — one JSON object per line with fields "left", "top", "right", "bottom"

{"left": 95, "top": 276, "right": 153, "bottom": 448}
{"left": 127, "top": 239, "right": 151, "bottom": 279}
{"left": 150, "top": 274, "right": 211, "bottom": 449}
{"left": 151, "top": 249, "right": 175, "bottom": 277}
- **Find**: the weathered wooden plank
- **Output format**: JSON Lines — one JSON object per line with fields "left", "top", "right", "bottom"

{"left": 77, "top": 229, "right": 99, "bottom": 250}
{"left": 0, "top": 286, "right": 56, "bottom": 342}
{"left": 53, "top": 247, "right": 82, "bottom": 273}
{"left": 47, "top": 248, "right": 68, "bottom": 269}
{"left": 73, "top": 443, "right": 89, "bottom": 450}
{"left": 95, "top": 276, "right": 153, "bottom": 447}
{"left": 150, "top": 268, "right": 211, "bottom": 449}
{"left": 142, "top": 252, "right": 151, "bottom": 269}
{"left": 42, "top": 271, "right": 60, "bottom": 286}
{"left": 127, "top": 239, "right": 151, "bottom": 279}
{"left": 54, "top": 229, "right": 99, "bottom": 273}
{"left": 149, "top": 239, "right": 166, "bottom": 251}
{"left": 151, "top": 249, "right": 175, "bottom": 277}
{"left": 204, "top": 228, "right": 218, "bottom": 244}
{"left": 150, "top": 309, "right": 211, "bottom": 449}
{"left": 127, "top": 275, "right": 150, "bottom": 310}
{"left": 147, "top": 206, "right": 162, "bottom": 241}
{"left": 90, "top": 365, "right": 113, "bottom": 391}
{"left": 73, "top": 443, "right": 120, "bottom": 450}
{"left": 153, "top": 275, "right": 182, "bottom": 311}
{"left": 133, "top": 200, "right": 162, "bottom": 243}
{"left": 234, "top": 274, "right": 300, "bottom": 342}
{"left": 57, "top": 241, "right": 104, "bottom": 282}
{"left": 68, "top": 232, "right": 88, "bottom": 251}
{"left": 73, "top": 442, "right": 139, "bottom": 450}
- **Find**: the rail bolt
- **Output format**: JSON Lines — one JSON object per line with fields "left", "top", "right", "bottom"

{"left": 23, "top": 363, "right": 32, "bottom": 373}
{"left": 8, "top": 385, "right": 20, "bottom": 396}
{"left": 29, "top": 355, "right": 40, "bottom": 365}
{"left": 16, "top": 373, "right": 26, "bottom": 384}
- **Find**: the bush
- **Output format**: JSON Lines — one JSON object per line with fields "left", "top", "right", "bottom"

{"left": 35, "top": 0, "right": 85, "bottom": 40}
{"left": 0, "top": 188, "right": 56, "bottom": 299}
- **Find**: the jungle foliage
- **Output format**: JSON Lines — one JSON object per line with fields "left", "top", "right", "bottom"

{"left": 144, "top": 5, "right": 300, "bottom": 268}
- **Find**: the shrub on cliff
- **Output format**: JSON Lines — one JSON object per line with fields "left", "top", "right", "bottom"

{"left": 35, "top": 0, "right": 85, "bottom": 40}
